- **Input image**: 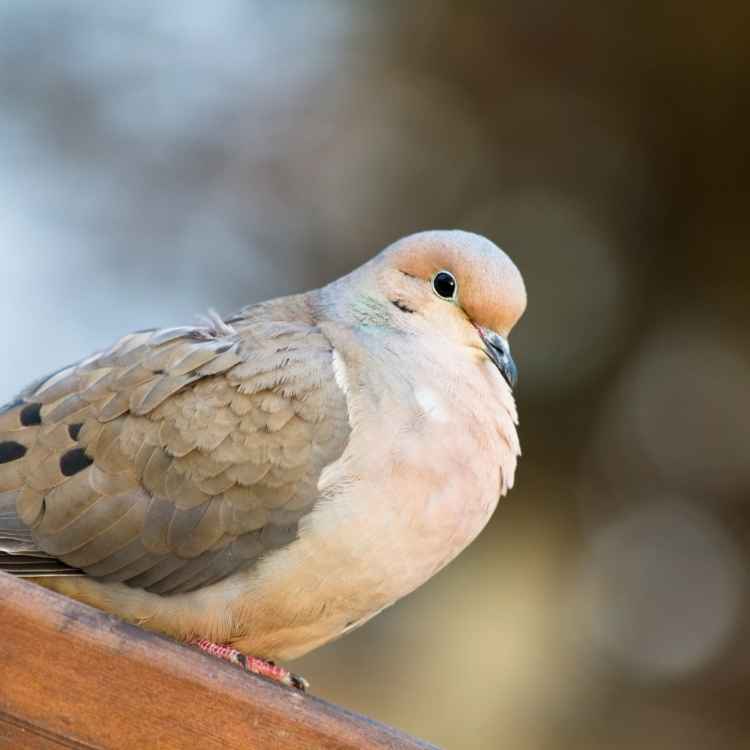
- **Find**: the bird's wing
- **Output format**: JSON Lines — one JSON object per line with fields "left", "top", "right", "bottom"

{"left": 0, "top": 310, "right": 350, "bottom": 594}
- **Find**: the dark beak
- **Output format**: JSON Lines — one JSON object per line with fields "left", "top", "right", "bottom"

{"left": 478, "top": 327, "right": 517, "bottom": 389}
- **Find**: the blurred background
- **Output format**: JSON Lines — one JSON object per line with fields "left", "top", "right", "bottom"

{"left": 1, "top": 2, "right": 748, "bottom": 748}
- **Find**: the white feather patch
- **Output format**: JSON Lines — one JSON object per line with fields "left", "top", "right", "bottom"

{"left": 415, "top": 387, "right": 450, "bottom": 423}
{"left": 332, "top": 350, "right": 351, "bottom": 398}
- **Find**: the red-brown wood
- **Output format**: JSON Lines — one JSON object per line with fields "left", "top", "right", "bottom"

{"left": 0, "top": 573, "right": 440, "bottom": 750}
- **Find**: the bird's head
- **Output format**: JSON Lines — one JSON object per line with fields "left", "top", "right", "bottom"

{"left": 361, "top": 230, "right": 526, "bottom": 389}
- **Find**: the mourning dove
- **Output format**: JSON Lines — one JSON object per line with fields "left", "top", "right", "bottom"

{"left": 0, "top": 230, "right": 525, "bottom": 689}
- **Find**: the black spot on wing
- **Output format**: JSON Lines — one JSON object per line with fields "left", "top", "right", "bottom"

{"left": 20, "top": 402, "right": 43, "bottom": 426}
{"left": 68, "top": 423, "right": 83, "bottom": 441}
{"left": 0, "top": 441, "right": 27, "bottom": 463}
{"left": 60, "top": 448, "right": 94, "bottom": 477}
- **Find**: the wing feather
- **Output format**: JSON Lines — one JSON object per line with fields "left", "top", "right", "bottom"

{"left": 0, "top": 302, "right": 350, "bottom": 593}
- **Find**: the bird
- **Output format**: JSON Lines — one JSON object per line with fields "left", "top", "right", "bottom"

{"left": 0, "top": 230, "right": 526, "bottom": 690}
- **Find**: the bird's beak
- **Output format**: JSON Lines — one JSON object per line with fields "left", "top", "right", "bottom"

{"left": 477, "top": 327, "right": 517, "bottom": 389}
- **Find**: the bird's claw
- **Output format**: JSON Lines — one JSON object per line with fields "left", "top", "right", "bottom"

{"left": 189, "top": 638, "right": 308, "bottom": 692}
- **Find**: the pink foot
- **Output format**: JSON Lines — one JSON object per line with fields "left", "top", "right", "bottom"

{"left": 188, "top": 639, "right": 309, "bottom": 691}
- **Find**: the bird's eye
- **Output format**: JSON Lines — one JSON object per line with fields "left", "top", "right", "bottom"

{"left": 432, "top": 271, "right": 457, "bottom": 300}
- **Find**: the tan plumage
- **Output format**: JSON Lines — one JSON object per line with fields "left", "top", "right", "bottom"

{"left": 0, "top": 230, "right": 525, "bottom": 661}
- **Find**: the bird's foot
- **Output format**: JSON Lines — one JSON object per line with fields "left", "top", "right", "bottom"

{"left": 188, "top": 638, "right": 309, "bottom": 691}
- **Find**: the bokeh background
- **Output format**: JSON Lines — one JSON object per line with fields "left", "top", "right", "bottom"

{"left": 1, "top": 2, "right": 748, "bottom": 748}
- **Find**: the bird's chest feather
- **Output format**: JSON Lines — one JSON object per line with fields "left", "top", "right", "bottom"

{"left": 307, "top": 348, "right": 518, "bottom": 603}
{"left": 391, "top": 364, "right": 514, "bottom": 566}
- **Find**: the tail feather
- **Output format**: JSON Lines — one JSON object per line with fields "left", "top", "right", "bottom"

{"left": 0, "top": 442, "right": 81, "bottom": 577}
{"left": 0, "top": 490, "right": 39, "bottom": 553}
{"left": 0, "top": 553, "right": 83, "bottom": 576}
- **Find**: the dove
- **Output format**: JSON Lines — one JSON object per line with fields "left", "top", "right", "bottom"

{"left": 0, "top": 230, "right": 526, "bottom": 689}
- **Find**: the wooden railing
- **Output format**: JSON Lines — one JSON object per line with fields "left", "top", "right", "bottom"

{"left": 0, "top": 573, "right": 439, "bottom": 750}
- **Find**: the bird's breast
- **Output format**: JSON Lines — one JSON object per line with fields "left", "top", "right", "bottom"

{"left": 306, "top": 355, "right": 517, "bottom": 610}
{"left": 231, "top": 345, "right": 519, "bottom": 659}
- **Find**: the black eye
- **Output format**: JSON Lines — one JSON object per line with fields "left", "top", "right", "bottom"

{"left": 433, "top": 271, "right": 457, "bottom": 299}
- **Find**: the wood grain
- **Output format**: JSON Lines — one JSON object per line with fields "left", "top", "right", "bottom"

{"left": 0, "top": 573, "right": 440, "bottom": 750}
